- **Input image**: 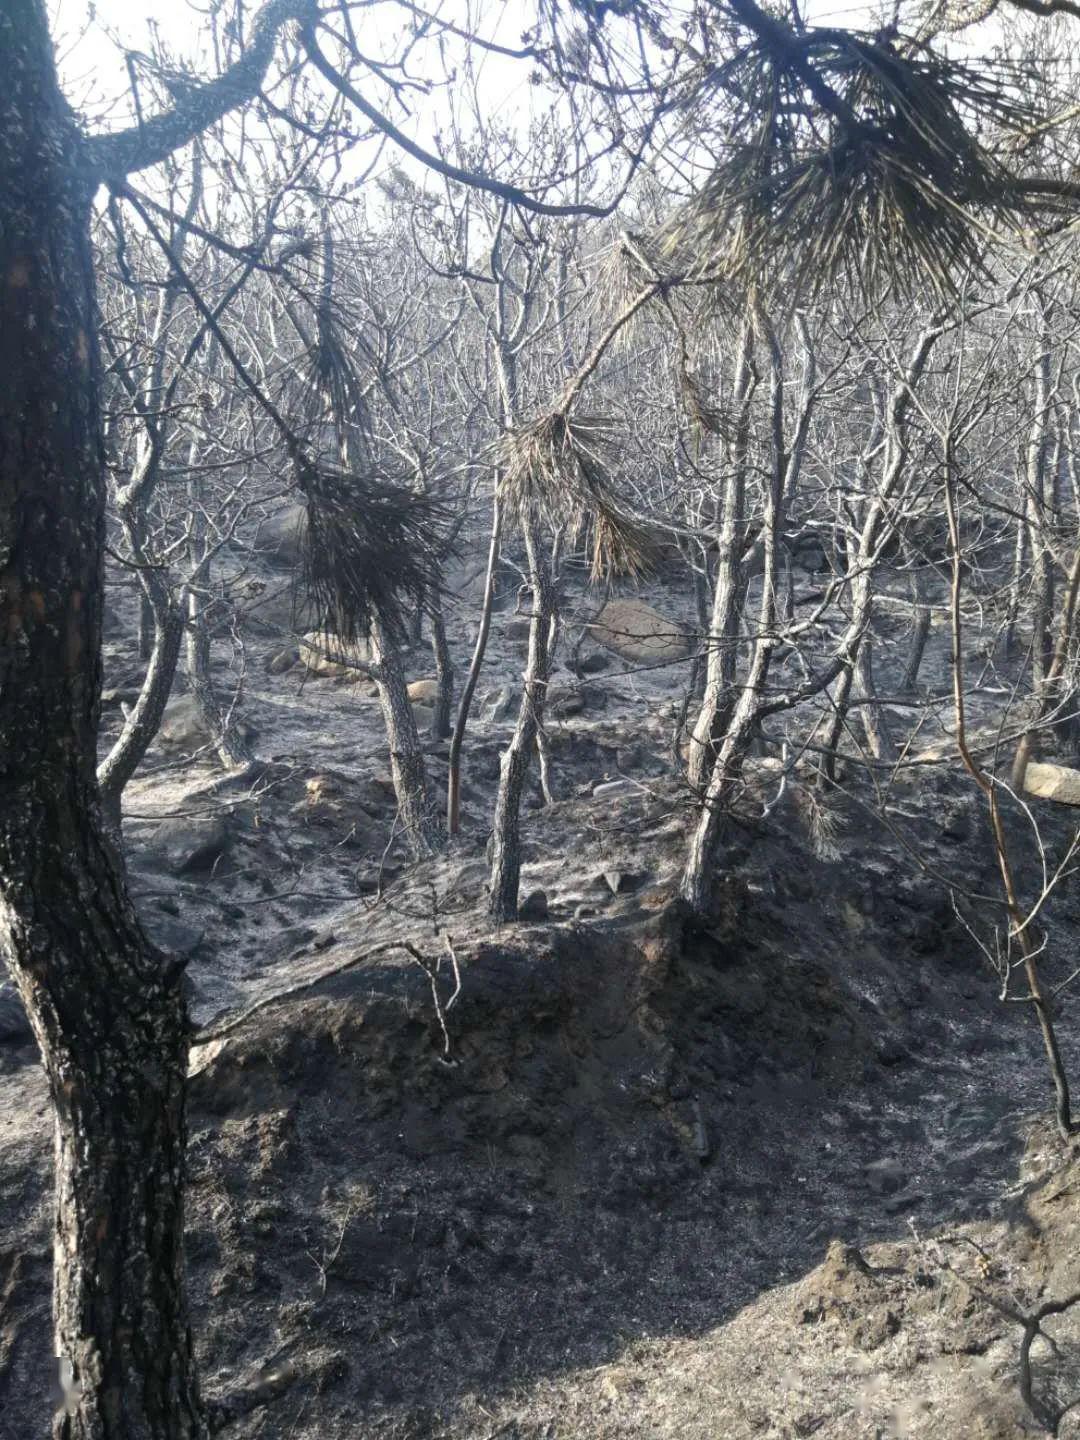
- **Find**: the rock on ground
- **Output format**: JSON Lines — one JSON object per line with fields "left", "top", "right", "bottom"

{"left": 1024, "top": 760, "right": 1080, "bottom": 806}
{"left": 588, "top": 597, "right": 691, "bottom": 665}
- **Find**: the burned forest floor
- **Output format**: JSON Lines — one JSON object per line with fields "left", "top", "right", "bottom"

{"left": 5, "top": 549, "right": 1080, "bottom": 1438}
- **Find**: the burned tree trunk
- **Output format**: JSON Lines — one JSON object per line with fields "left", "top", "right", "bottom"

{"left": 97, "top": 573, "right": 184, "bottom": 831}
{"left": 0, "top": 3, "right": 205, "bottom": 1433}
{"left": 687, "top": 320, "right": 754, "bottom": 792}
{"left": 185, "top": 582, "right": 255, "bottom": 771}
{"left": 448, "top": 493, "right": 502, "bottom": 834}
{"left": 488, "top": 518, "right": 554, "bottom": 922}
{"left": 428, "top": 590, "right": 454, "bottom": 741}
{"left": 370, "top": 616, "right": 442, "bottom": 858}
{"left": 902, "top": 565, "right": 932, "bottom": 692}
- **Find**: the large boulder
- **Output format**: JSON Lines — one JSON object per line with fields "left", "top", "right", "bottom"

{"left": 299, "top": 631, "right": 373, "bottom": 678}
{"left": 588, "top": 598, "right": 691, "bottom": 665}
{"left": 407, "top": 678, "right": 440, "bottom": 706}
{"left": 159, "top": 694, "right": 213, "bottom": 750}
{"left": 241, "top": 580, "right": 313, "bottom": 636}
{"left": 255, "top": 503, "right": 306, "bottom": 568}
{"left": 147, "top": 817, "right": 230, "bottom": 875}
{"left": 159, "top": 694, "right": 255, "bottom": 752}
{"left": 1024, "top": 761, "right": 1080, "bottom": 806}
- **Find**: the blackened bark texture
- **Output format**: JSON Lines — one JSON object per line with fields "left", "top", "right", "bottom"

{"left": 138, "top": 590, "right": 155, "bottom": 660}
{"left": 428, "top": 590, "right": 454, "bottom": 741}
{"left": 852, "top": 599, "right": 894, "bottom": 764}
{"left": 686, "top": 321, "right": 754, "bottom": 792}
{"left": 0, "top": 3, "right": 205, "bottom": 1436}
{"left": 370, "top": 616, "right": 442, "bottom": 858}
{"left": 97, "top": 575, "right": 184, "bottom": 831}
{"left": 536, "top": 531, "right": 563, "bottom": 807}
{"left": 489, "top": 517, "right": 554, "bottom": 922}
{"left": 1026, "top": 304, "right": 1055, "bottom": 690}
{"left": 448, "top": 494, "right": 502, "bottom": 835}
{"left": 1004, "top": 512, "right": 1028, "bottom": 664}
{"left": 902, "top": 566, "right": 931, "bottom": 692}
{"left": 681, "top": 318, "right": 786, "bottom": 915}
{"left": 185, "top": 584, "right": 254, "bottom": 770}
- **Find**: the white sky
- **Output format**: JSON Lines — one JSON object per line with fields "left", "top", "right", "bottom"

{"left": 52, "top": 0, "right": 540, "bottom": 135}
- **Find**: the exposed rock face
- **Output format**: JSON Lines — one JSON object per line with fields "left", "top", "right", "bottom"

{"left": 299, "top": 631, "right": 373, "bottom": 677}
{"left": 589, "top": 599, "right": 691, "bottom": 665}
{"left": 1024, "top": 761, "right": 1080, "bottom": 806}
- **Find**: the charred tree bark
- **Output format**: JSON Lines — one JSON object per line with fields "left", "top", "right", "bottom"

{"left": 687, "top": 321, "right": 754, "bottom": 792}
{"left": 428, "top": 589, "right": 454, "bottom": 741}
{"left": 488, "top": 517, "right": 553, "bottom": 922}
{"left": 681, "top": 315, "right": 786, "bottom": 913}
{"left": 97, "top": 573, "right": 184, "bottom": 831}
{"left": 370, "top": 616, "right": 442, "bottom": 859}
{"left": 185, "top": 583, "right": 254, "bottom": 771}
{"left": 0, "top": 5, "right": 205, "bottom": 1434}
{"left": 902, "top": 566, "right": 931, "bottom": 692}
{"left": 448, "top": 494, "right": 502, "bottom": 835}
{"left": 138, "top": 589, "right": 155, "bottom": 660}
{"left": 1027, "top": 303, "right": 1055, "bottom": 690}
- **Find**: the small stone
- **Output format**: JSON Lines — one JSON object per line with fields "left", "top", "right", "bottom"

{"left": 159, "top": 695, "right": 212, "bottom": 750}
{"left": 599, "top": 870, "right": 641, "bottom": 896}
{"left": 577, "top": 649, "right": 610, "bottom": 675}
{"left": 550, "top": 688, "right": 586, "bottom": 719}
{"left": 592, "top": 778, "right": 636, "bottom": 801}
{"left": 519, "top": 889, "right": 549, "bottom": 921}
{"left": 101, "top": 686, "right": 141, "bottom": 710}
{"left": 589, "top": 598, "right": 690, "bottom": 664}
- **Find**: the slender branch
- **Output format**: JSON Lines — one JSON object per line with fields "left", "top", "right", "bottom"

{"left": 90, "top": 0, "right": 315, "bottom": 179}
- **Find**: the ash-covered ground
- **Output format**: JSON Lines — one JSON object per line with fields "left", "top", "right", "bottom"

{"left": 4, "top": 539, "right": 1080, "bottom": 1439}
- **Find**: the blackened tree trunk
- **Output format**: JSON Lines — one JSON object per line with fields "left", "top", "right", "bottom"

{"left": 0, "top": 3, "right": 205, "bottom": 1433}
{"left": 370, "top": 615, "right": 442, "bottom": 858}
{"left": 902, "top": 565, "right": 931, "bottom": 692}
{"left": 488, "top": 517, "right": 554, "bottom": 922}
{"left": 448, "top": 493, "right": 502, "bottom": 835}
{"left": 428, "top": 589, "right": 454, "bottom": 741}
{"left": 97, "top": 570, "right": 184, "bottom": 831}
{"left": 686, "top": 319, "right": 754, "bottom": 792}
{"left": 185, "top": 582, "right": 255, "bottom": 771}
